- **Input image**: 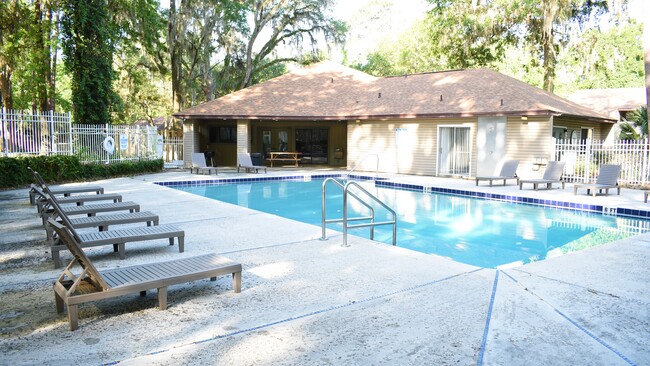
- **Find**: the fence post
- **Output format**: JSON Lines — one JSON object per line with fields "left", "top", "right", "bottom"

{"left": 49, "top": 110, "right": 55, "bottom": 155}
{"left": 136, "top": 125, "right": 140, "bottom": 161}
{"left": 105, "top": 123, "right": 110, "bottom": 165}
{"left": 1, "top": 107, "right": 7, "bottom": 157}
{"left": 641, "top": 136, "right": 650, "bottom": 186}
{"left": 67, "top": 112, "right": 73, "bottom": 156}
{"left": 583, "top": 139, "right": 591, "bottom": 183}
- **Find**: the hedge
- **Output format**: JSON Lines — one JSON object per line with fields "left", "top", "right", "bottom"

{"left": 0, "top": 156, "right": 164, "bottom": 189}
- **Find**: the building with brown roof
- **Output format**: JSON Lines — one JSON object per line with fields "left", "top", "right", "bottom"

{"left": 174, "top": 61, "right": 615, "bottom": 178}
{"left": 567, "top": 87, "right": 647, "bottom": 121}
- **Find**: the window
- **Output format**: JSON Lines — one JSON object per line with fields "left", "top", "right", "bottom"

{"left": 209, "top": 126, "right": 236, "bottom": 143}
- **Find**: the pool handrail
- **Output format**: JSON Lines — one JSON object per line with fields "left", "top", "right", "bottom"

{"left": 343, "top": 181, "right": 397, "bottom": 247}
{"left": 321, "top": 178, "right": 397, "bottom": 247}
{"left": 321, "top": 178, "right": 375, "bottom": 242}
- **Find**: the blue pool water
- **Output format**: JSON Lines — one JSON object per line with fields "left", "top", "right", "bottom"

{"left": 173, "top": 179, "right": 650, "bottom": 268}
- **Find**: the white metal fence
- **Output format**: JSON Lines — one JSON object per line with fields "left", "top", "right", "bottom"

{"left": 1, "top": 108, "right": 182, "bottom": 164}
{"left": 162, "top": 136, "right": 183, "bottom": 163}
{"left": 554, "top": 138, "right": 650, "bottom": 185}
{"left": 0, "top": 109, "right": 71, "bottom": 155}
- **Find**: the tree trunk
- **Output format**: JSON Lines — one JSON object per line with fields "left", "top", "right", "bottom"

{"left": 240, "top": 1, "right": 265, "bottom": 90}
{"left": 542, "top": 34, "right": 555, "bottom": 93}
{"left": 46, "top": 3, "right": 57, "bottom": 111}
{"left": 168, "top": 0, "right": 183, "bottom": 112}
{"left": 33, "top": 0, "right": 49, "bottom": 112}
{"left": 0, "top": 70, "right": 13, "bottom": 111}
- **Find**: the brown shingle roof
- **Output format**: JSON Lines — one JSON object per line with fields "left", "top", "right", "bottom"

{"left": 174, "top": 61, "right": 615, "bottom": 122}
{"left": 567, "top": 87, "right": 647, "bottom": 120}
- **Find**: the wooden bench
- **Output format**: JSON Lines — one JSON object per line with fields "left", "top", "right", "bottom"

{"left": 49, "top": 219, "right": 242, "bottom": 330}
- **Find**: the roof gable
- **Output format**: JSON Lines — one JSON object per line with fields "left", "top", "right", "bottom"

{"left": 175, "top": 61, "right": 614, "bottom": 122}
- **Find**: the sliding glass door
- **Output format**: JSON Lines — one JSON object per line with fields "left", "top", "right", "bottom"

{"left": 296, "top": 128, "right": 328, "bottom": 164}
{"left": 438, "top": 126, "right": 471, "bottom": 176}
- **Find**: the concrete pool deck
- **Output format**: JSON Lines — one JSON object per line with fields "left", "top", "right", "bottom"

{"left": 0, "top": 167, "right": 648, "bottom": 365}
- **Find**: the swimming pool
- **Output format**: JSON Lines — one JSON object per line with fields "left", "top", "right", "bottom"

{"left": 171, "top": 178, "right": 650, "bottom": 268}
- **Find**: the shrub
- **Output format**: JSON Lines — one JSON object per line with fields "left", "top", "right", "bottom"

{"left": 0, "top": 156, "right": 163, "bottom": 189}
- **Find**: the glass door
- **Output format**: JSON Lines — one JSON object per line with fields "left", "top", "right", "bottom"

{"left": 296, "top": 128, "right": 328, "bottom": 164}
{"left": 262, "top": 130, "right": 272, "bottom": 158}
{"left": 438, "top": 126, "right": 471, "bottom": 176}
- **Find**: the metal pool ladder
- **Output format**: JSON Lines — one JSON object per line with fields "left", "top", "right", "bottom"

{"left": 321, "top": 178, "right": 397, "bottom": 247}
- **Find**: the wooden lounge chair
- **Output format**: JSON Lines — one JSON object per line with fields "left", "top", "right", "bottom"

{"left": 44, "top": 191, "right": 184, "bottom": 268}
{"left": 40, "top": 200, "right": 141, "bottom": 226}
{"left": 44, "top": 210, "right": 160, "bottom": 241}
{"left": 191, "top": 152, "right": 218, "bottom": 175}
{"left": 519, "top": 161, "right": 566, "bottom": 190}
{"left": 29, "top": 183, "right": 104, "bottom": 205}
{"left": 237, "top": 152, "right": 267, "bottom": 173}
{"left": 475, "top": 159, "right": 519, "bottom": 186}
{"left": 48, "top": 219, "right": 242, "bottom": 331}
{"left": 29, "top": 169, "right": 140, "bottom": 225}
{"left": 32, "top": 185, "right": 123, "bottom": 214}
{"left": 573, "top": 164, "right": 621, "bottom": 197}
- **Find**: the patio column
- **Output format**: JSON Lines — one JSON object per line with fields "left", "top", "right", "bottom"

{"left": 237, "top": 119, "right": 250, "bottom": 153}
{"left": 182, "top": 120, "right": 197, "bottom": 168}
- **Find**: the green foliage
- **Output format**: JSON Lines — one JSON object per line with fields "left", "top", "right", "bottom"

{"left": 557, "top": 22, "right": 644, "bottom": 95}
{"left": 355, "top": 52, "right": 400, "bottom": 77}
{"left": 110, "top": 0, "right": 170, "bottom": 123}
{"left": 627, "top": 106, "right": 648, "bottom": 137}
{"left": 61, "top": 0, "right": 119, "bottom": 124}
{"left": 618, "top": 122, "right": 641, "bottom": 140}
{"left": 0, "top": 155, "right": 163, "bottom": 189}
{"left": 113, "top": 48, "right": 171, "bottom": 124}
{"left": 350, "top": 0, "right": 642, "bottom": 97}
{"left": 425, "top": 0, "right": 520, "bottom": 70}
{"left": 0, "top": 1, "right": 30, "bottom": 110}
{"left": 351, "top": 17, "right": 445, "bottom": 76}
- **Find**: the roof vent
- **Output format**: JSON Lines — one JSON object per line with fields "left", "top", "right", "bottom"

{"left": 331, "top": 77, "right": 334, "bottom": 83}
{"left": 378, "top": 92, "right": 382, "bottom": 98}
{"left": 500, "top": 99, "right": 504, "bottom": 106}
{"left": 440, "top": 95, "right": 443, "bottom": 102}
